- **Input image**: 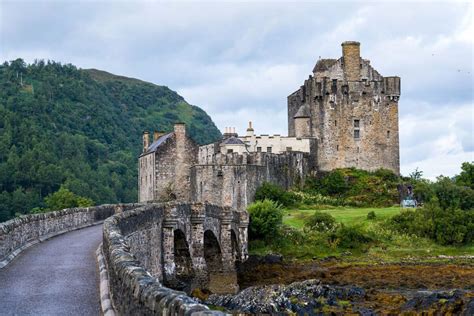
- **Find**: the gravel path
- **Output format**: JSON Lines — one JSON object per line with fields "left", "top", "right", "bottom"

{"left": 0, "top": 225, "right": 102, "bottom": 316}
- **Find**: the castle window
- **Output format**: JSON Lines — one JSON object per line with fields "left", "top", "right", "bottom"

{"left": 357, "top": 147, "right": 360, "bottom": 153}
{"left": 217, "top": 170, "right": 223, "bottom": 177}
{"left": 267, "top": 147, "right": 272, "bottom": 153}
{"left": 335, "top": 120, "right": 337, "bottom": 126}
{"left": 227, "top": 149, "right": 233, "bottom": 154}
{"left": 387, "top": 130, "right": 390, "bottom": 138}
{"left": 354, "top": 119, "right": 360, "bottom": 128}
{"left": 331, "top": 79, "right": 337, "bottom": 93}
{"left": 257, "top": 147, "right": 262, "bottom": 152}
{"left": 354, "top": 129, "right": 360, "bottom": 139}
{"left": 336, "top": 145, "right": 339, "bottom": 151}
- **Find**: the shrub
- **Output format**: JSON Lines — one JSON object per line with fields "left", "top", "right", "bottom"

{"left": 433, "top": 176, "right": 474, "bottom": 210}
{"left": 333, "top": 225, "right": 374, "bottom": 249}
{"left": 387, "top": 200, "right": 474, "bottom": 245}
{"left": 255, "top": 182, "right": 299, "bottom": 207}
{"left": 367, "top": 211, "right": 376, "bottom": 220}
{"left": 43, "top": 186, "right": 94, "bottom": 211}
{"left": 304, "top": 212, "right": 337, "bottom": 232}
{"left": 247, "top": 199, "right": 283, "bottom": 240}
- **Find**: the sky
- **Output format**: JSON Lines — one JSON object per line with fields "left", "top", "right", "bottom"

{"left": 1, "top": 0, "right": 473, "bottom": 179}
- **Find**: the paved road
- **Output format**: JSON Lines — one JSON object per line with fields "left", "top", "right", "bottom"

{"left": 0, "top": 225, "right": 102, "bottom": 316}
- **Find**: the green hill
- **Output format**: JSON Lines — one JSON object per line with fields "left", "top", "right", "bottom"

{"left": 0, "top": 59, "right": 221, "bottom": 222}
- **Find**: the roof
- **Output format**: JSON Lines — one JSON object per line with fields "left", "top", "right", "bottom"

{"left": 312, "top": 59, "right": 337, "bottom": 73}
{"left": 221, "top": 136, "right": 244, "bottom": 145}
{"left": 145, "top": 132, "right": 174, "bottom": 153}
{"left": 294, "top": 104, "right": 311, "bottom": 118}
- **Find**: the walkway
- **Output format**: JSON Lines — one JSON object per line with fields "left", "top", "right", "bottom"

{"left": 0, "top": 225, "right": 102, "bottom": 315}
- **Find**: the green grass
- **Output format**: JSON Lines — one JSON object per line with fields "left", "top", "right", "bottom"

{"left": 251, "top": 205, "right": 474, "bottom": 263}
{"left": 283, "top": 206, "right": 401, "bottom": 229}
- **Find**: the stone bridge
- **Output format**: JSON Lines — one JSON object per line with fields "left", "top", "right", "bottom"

{"left": 0, "top": 202, "right": 248, "bottom": 315}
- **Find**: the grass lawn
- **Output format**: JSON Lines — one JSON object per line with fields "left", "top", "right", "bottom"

{"left": 283, "top": 206, "right": 402, "bottom": 229}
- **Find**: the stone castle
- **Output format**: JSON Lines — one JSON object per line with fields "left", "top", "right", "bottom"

{"left": 139, "top": 41, "right": 400, "bottom": 210}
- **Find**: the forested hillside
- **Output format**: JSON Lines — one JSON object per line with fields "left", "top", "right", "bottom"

{"left": 0, "top": 59, "right": 221, "bottom": 222}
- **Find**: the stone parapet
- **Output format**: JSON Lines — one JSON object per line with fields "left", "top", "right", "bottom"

{"left": 0, "top": 203, "right": 143, "bottom": 269}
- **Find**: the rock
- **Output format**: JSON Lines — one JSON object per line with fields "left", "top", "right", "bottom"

{"left": 205, "top": 279, "right": 366, "bottom": 314}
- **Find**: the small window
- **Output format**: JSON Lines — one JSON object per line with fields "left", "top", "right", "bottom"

{"left": 217, "top": 170, "right": 223, "bottom": 177}
{"left": 354, "top": 130, "right": 360, "bottom": 139}
{"left": 227, "top": 149, "right": 233, "bottom": 154}
{"left": 267, "top": 147, "right": 272, "bottom": 153}
{"left": 286, "top": 147, "right": 292, "bottom": 152}
{"left": 387, "top": 130, "right": 390, "bottom": 138}
{"left": 256, "top": 147, "right": 262, "bottom": 152}
{"left": 336, "top": 145, "right": 339, "bottom": 151}
{"left": 354, "top": 119, "right": 360, "bottom": 128}
{"left": 335, "top": 120, "right": 337, "bottom": 126}
{"left": 357, "top": 147, "right": 360, "bottom": 153}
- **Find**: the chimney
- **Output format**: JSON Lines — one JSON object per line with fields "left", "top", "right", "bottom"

{"left": 142, "top": 131, "right": 150, "bottom": 152}
{"left": 174, "top": 122, "right": 186, "bottom": 139}
{"left": 341, "top": 41, "right": 361, "bottom": 81}
{"left": 246, "top": 121, "right": 254, "bottom": 137}
{"left": 153, "top": 130, "right": 160, "bottom": 141}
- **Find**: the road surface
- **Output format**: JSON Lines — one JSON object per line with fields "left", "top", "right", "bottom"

{"left": 0, "top": 225, "right": 102, "bottom": 315}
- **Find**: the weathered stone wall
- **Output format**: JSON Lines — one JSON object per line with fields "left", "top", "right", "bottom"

{"left": 101, "top": 202, "right": 248, "bottom": 315}
{"left": 288, "top": 41, "right": 400, "bottom": 174}
{"left": 0, "top": 204, "right": 142, "bottom": 268}
{"left": 191, "top": 151, "right": 315, "bottom": 211}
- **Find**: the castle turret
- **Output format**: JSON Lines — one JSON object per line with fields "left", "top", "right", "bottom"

{"left": 142, "top": 131, "right": 150, "bottom": 152}
{"left": 294, "top": 104, "right": 311, "bottom": 138}
{"left": 342, "top": 41, "right": 361, "bottom": 81}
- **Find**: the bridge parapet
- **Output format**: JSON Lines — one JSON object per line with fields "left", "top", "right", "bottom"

{"left": 101, "top": 202, "right": 248, "bottom": 315}
{"left": 0, "top": 204, "right": 143, "bottom": 269}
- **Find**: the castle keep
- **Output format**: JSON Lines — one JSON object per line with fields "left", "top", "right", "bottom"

{"left": 139, "top": 41, "right": 400, "bottom": 210}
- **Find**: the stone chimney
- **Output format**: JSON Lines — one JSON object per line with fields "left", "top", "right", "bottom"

{"left": 342, "top": 41, "right": 361, "bottom": 81}
{"left": 142, "top": 131, "right": 150, "bottom": 152}
{"left": 153, "top": 130, "right": 160, "bottom": 141}
{"left": 246, "top": 121, "right": 254, "bottom": 137}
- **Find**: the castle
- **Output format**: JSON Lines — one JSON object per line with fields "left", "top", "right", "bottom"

{"left": 139, "top": 41, "right": 400, "bottom": 210}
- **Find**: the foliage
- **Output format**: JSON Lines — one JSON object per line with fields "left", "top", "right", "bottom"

{"left": 388, "top": 200, "right": 474, "bottom": 245}
{"left": 254, "top": 182, "right": 299, "bottom": 207}
{"left": 332, "top": 224, "right": 374, "bottom": 249}
{"left": 43, "top": 186, "right": 94, "bottom": 211}
{"left": 367, "top": 211, "right": 376, "bottom": 220}
{"left": 433, "top": 176, "right": 474, "bottom": 211}
{"left": 409, "top": 167, "right": 423, "bottom": 181}
{"left": 247, "top": 199, "right": 283, "bottom": 240}
{"left": 304, "top": 211, "right": 337, "bottom": 232}
{"left": 0, "top": 59, "right": 221, "bottom": 222}
{"left": 305, "top": 168, "right": 400, "bottom": 207}
{"left": 455, "top": 162, "right": 474, "bottom": 189}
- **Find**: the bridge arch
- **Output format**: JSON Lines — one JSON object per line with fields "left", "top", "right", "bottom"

{"left": 171, "top": 229, "right": 194, "bottom": 291}
{"left": 203, "top": 230, "right": 222, "bottom": 275}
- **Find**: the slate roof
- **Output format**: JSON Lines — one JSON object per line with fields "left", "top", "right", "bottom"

{"left": 312, "top": 59, "right": 337, "bottom": 73}
{"left": 221, "top": 136, "right": 244, "bottom": 145}
{"left": 145, "top": 132, "right": 174, "bottom": 153}
{"left": 294, "top": 104, "right": 311, "bottom": 118}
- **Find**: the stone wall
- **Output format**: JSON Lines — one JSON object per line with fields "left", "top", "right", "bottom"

{"left": 101, "top": 202, "right": 248, "bottom": 315}
{"left": 191, "top": 151, "right": 315, "bottom": 211}
{"left": 0, "top": 204, "right": 142, "bottom": 268}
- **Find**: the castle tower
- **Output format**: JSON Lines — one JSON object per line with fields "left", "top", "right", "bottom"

{"left": 287, "top": 41, "right": 400, "bottom": 174}
{"left": 342, "top": 41, "right": 361, "bottom": 81}
{"left": 294, "top": 104, "right": 311, "bottom": 138}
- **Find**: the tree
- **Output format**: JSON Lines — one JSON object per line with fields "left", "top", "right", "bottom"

{"left": 455, "top": 162, "right": 474, "bottom": 189}
{"left": 247, "top": 199, "right": 283, "bottom": 240}
{"left": 44, "top": 186, "right": 93, "bottom": 211}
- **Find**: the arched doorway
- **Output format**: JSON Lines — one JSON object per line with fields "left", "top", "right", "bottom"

{"left": 231, "top": 229, "right": 241, "bottom": 265}
{"left": 204, "top": 230, "right": 222, "bottom": 274}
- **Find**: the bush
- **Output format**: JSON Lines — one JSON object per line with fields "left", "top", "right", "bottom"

{"left": 255, "top": 182, "right": 299, "bottom": 207}
{"left": 247, "top": 199, "right": 283, "bottom": 240}
{"left": 304, "top": 212, "right": 337, "bottom": 232}
{"left": 333, "top": 225, "right": 374, "bottom": 249}
{"left": 367, "top": 211, "right": 376, "bottom": 220}
{"left": 387, "top": 200, "right": 474, "bottom": 245}
{"left": 43, "top": 186, "right": 94, "bottom": 211}
{"left": 433, "top": 176, "right": 474, "bottom": 210}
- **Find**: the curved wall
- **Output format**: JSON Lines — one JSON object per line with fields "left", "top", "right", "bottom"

{"left": 0, "top": 204, "right": 142, "bottom": 268}
{"left": 102, "top": 202, "right": 248, "bottom": 315}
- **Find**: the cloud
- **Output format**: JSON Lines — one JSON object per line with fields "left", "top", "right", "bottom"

{"left": 1, "top": 0, "right": 472, "bottom": 178}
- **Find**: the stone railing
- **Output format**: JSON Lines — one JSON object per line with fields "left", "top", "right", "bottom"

{"left": 0, "top": 204, "right": 142, "bottom": 268}
{"left": 101, "top": 202, "right": 248, "bottom": 315}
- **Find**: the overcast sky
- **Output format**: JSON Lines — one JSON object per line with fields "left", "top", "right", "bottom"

{"left": 1, "top": 0, "right": 473, "bottom": 178}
